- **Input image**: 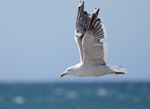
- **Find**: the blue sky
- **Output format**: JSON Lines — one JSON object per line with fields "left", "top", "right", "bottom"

{"left": 0, "top": 0, "right": 150, "bottom": 82}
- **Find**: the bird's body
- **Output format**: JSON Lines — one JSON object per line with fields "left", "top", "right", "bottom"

{"left": 63, "top": 62, "right": 125, "bottom": 77}
{"left": 60, "top": 1, "right": 126, "bottom": 77}
{"left": 67, "top": 63, "right": 112, "bottom": 77}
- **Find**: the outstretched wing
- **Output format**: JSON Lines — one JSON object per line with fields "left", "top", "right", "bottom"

{"left": 82, "top": 9, "right": 107, "bottom": 66}
{"left": 75, "top": 1, "right": 90, "bottom": 62}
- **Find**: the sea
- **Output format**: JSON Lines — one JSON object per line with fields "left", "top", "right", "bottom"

{"left": 0, "top": 82, "right": 150, "bottom": 109}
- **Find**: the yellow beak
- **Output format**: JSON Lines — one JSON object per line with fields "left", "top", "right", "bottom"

{"left": 60, "top": 72, "right": 67, "bottom": 77}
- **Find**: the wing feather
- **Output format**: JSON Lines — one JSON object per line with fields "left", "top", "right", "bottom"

{"left": 82, "top": 9, "right": 107, "bottom": 66}
{"left": 75, "top": 1, "right": 90, "bottom": 61}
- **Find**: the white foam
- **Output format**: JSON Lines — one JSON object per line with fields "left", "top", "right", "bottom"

{"left": 97, "top": 88, "right": 107, "bottom": 97}
{"left": 66, "top": 91, "right": 78, "bottom": 99}
{"left": 13, "top": 96, "right": 25, "bottom": 104}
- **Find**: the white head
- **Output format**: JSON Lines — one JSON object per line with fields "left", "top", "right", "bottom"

{"left": 60, "top": 66, "right": 76, "bottom": 77}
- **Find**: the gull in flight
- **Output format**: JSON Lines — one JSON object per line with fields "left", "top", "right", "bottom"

{"left": 60, "top": 1, "right": 126, "bottom": 77}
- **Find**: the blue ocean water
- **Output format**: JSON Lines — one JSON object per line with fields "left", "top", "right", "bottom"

{"left": 0, "top": 82, "right": 150, "bottom": 109}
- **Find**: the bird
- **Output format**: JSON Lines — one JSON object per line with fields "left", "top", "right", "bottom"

{"left": 60, "top": 1, "right": 126, "bottom": 77}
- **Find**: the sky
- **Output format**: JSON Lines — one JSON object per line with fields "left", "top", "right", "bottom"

{"left": 0, "top": 0, "right": 150, "bottom": 82}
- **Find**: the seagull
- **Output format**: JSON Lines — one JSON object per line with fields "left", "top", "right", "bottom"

{"left": 60, "top": 1, "right": 126, "bottom": 77}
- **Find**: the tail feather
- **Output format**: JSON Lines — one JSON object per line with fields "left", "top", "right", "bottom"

{"left": 114, "top": 72, "right": 125, "bottom": 75}
{"left": 109, "top": 65, "right": 126, "bottom": 74}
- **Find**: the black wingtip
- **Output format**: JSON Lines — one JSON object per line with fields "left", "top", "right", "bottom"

{"left": 94, "top": 8, "right": 100, "bottom": 14}
{"left": 97, "top": 8, "right": 100, "bottom": 13}
{"left": 79, "top": 1, "right": 84, "bottom": 7}
{"left": 87, "top": 8, "right": 100, "bottom": 30}
{"left": 82, "top": 1, "right": 84, "bottom": 5}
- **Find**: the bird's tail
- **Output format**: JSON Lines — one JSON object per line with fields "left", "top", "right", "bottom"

{"left": 109, "top": 65, "right": 127, "bottom": 74}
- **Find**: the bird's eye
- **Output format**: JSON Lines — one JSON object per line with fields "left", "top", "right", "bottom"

{"left": 67, "top": 69, "right": 70, "bottom": 71}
